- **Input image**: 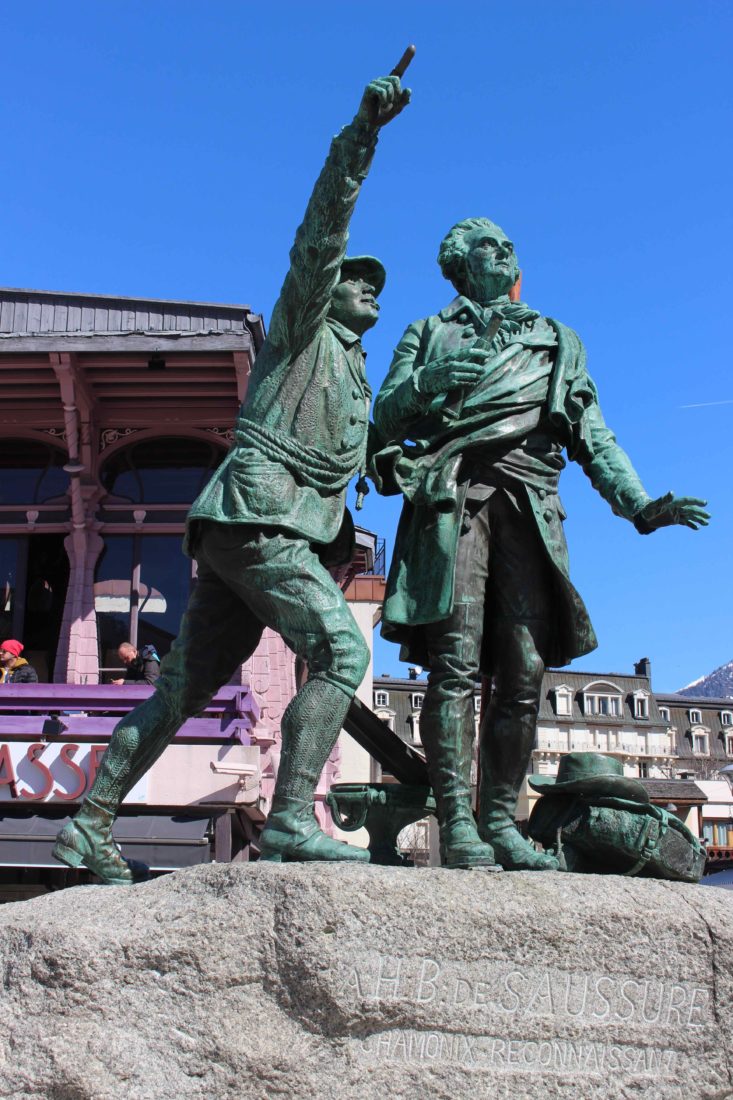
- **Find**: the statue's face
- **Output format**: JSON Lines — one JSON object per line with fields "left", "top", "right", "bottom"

{"left": 463, "top": 227, "right": 519, "bottom": 302}
{"left": 329, "top": 275, "right": 380, "bottom": 335}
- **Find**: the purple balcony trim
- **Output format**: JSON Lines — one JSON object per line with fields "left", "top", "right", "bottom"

{"left": 0, "top": 685, "right": 259, "bottom": 745}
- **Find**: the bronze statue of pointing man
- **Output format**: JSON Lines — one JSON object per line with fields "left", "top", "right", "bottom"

{"left": 54, "top": 69, "right": 410, "bottom": 883}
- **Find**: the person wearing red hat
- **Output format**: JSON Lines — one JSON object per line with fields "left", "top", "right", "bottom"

{"left": 0, "top": 640, "right": 39, "bottom": 684}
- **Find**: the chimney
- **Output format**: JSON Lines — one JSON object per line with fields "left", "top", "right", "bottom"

{"left": 408, "top": 666, "right": 422, "bottom": 680}
{"left": 634, "top": 657, "right": 652, "bottom": 681}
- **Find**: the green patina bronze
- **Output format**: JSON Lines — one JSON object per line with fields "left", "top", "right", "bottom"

{"left": 526, "top": 753, "right": 706, "bottom": 881}
{"left": 327, "top": 782, "right": 436, "bottom": 866}
{"left": 371, "top": 216, "right": 709, "bottom": 873}
{"left": 53, "top": 71, "right": 411, "bottom": 884}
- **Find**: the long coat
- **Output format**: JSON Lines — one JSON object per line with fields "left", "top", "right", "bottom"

{"left": 371, "top": 296, "right": 652, "bottom": 669}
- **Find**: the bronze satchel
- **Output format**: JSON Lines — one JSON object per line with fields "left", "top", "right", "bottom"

{"left": 528, "top": 794, "right": 706, "bottom": 882}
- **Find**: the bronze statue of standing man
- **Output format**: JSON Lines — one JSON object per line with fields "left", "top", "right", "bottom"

{"left": 54, "top": 71, "right": 410, "bottom": 883}
{"left": 372, "top": 216, "right": 709, "bottom": 871}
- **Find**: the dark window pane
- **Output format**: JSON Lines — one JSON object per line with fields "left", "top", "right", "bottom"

{"left": 22, "top": 534, "right": 69, "bottom": 682}
{"left": 95, "top": 536, "right": 134, "bottom": 584}
{"left": 137, "top": 536, "right": 191, "bottom": 659}
{"left": 94, "top": 536, "right": 134, "bottom": 671}
{"left": 0, "top": 440, "right": 68, "bottom": 504}
{"left": 0, "top": 535, "right": 68, "bottom": 682}
{"left": 101, "top": 437, "right": 224, "bottom": 503}
{"left": 94, "top": 534, "right": 192, "bottom": 665}
{"left": 35, "top": 465, "right": 70, "bottom": 504}
{"left": 0, "top": 538, "right": 20, "bottom": 638}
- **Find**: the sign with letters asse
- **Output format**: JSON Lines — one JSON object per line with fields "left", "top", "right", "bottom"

{"left": 0, "top": 741, "right": 147, "bottom": 803}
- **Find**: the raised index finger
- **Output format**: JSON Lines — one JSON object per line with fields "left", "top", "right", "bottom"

{"left": 391, "top": 44, "right": 416, "bottom": 79}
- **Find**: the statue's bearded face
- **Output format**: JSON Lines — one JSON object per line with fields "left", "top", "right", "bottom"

{"left": 329, "top": 275, "right": 380, "bottom": 336}
{"left": 462, "top": 227, "right": 519, "bottom": 303}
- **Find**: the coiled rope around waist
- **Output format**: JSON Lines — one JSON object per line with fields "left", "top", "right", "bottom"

{"left": 235, "top": 417, "right": 363, "bottom": 493}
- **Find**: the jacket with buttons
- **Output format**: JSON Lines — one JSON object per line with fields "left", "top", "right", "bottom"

{"left": 371, "top": 296, "right": 652, "bottom": 667}
{"left": 188, "top": 120, "right": 377, "bottom": 549}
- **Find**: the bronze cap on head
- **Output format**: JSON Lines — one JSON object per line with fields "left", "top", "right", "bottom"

{"left": 340, "top": 255, "right": 386, "bottom": 297}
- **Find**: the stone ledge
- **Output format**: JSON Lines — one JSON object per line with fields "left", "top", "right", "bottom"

{"left": 0, "top": 864, "right": 731, "bottom": 1099}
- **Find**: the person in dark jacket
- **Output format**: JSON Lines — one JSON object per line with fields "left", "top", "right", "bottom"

{"left": 0, "top": 639, "right": 39, "bottom": 684}
{"left": 111, "top": 642, "right": 161, "bottom": 686}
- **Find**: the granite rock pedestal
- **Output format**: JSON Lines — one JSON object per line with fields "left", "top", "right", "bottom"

{"left": 0, "top": 863, "right": 731, "bottom": 1099}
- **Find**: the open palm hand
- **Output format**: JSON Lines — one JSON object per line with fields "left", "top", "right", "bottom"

{"left": 635, "top": 491, "right": 710, "bottom": 534}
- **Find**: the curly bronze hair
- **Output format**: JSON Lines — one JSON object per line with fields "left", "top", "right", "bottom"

{"left": 437, "top": 217, "right": 516, "bottom": 294}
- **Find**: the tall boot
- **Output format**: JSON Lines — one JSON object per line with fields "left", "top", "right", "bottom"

{"left": 478, "top": 688, "right": 558, "bottom": 872}
{"left": 53, "top": 689, "right": 183, "bottom": 883}
{"left": 53, "top": 798, "right": 150, "bottom": 885}
{"left": 259, "top": 678, "right": 369, "bottom": 863}
{"left": 419, "top": 689, "right": 498, "bottom": 871}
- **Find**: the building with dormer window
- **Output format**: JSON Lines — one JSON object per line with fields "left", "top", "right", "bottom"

{"left": 372, "top": 656, "right": 723, "bottom": 863}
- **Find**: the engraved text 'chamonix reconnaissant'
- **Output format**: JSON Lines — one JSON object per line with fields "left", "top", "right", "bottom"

{"left": 358, "top": 1031, "right": 678, "bottom": 1076}
{"left": 341, "top": 953, "right": 710, "bottom": 1076}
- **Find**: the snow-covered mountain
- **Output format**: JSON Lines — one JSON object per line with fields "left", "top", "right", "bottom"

{"left": 678, "top": 659, "right": 733, "bottom": 699}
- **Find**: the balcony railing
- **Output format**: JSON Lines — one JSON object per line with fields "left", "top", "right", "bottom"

{"left": 358, "top": 537, "right": 385, "bottom": 577}
{"left": 0, "top": 684, "right": 259, "bottom": 744}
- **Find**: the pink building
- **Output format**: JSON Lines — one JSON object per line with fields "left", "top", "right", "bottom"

{"left": 0, "top": 287, "right": 377, "bottom": 900}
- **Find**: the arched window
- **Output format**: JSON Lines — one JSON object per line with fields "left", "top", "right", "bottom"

{"left": 100, "top": 437, "right": 224, "bottom": 504}
{"left": 0, "top": 438, "right": 68, "bottom": 504}
{"left": 582, "top": 680, "right": 624, "bottom": 718}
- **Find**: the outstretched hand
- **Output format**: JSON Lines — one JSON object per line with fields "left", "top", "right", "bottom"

{"left": 357, "top": 75, "right": 411, "bottom": 129}
{"left": 635, "top": 491, "right": 710, "bottom": 534}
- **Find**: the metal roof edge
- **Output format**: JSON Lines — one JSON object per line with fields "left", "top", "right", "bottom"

{"left": 0, "top": 286, "right": 255, "bottom": 314}
{"left": 545, "top": 667, "right": 651, "bottom": 682}
{"left": 657, "top": 692, "right": 733, "bottom": 706}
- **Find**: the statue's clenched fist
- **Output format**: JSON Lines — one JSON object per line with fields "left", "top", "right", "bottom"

{"left": 357, "top": 75, "right": 411, "bottom": 129}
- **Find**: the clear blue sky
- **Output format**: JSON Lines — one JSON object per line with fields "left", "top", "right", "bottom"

{"left": 2, "top": 1, "right": 730, "bottom": 692}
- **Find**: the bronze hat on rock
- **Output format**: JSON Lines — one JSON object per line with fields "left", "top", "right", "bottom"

{"left": 528, "top": 752, "right": 650, "bottom": 803}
